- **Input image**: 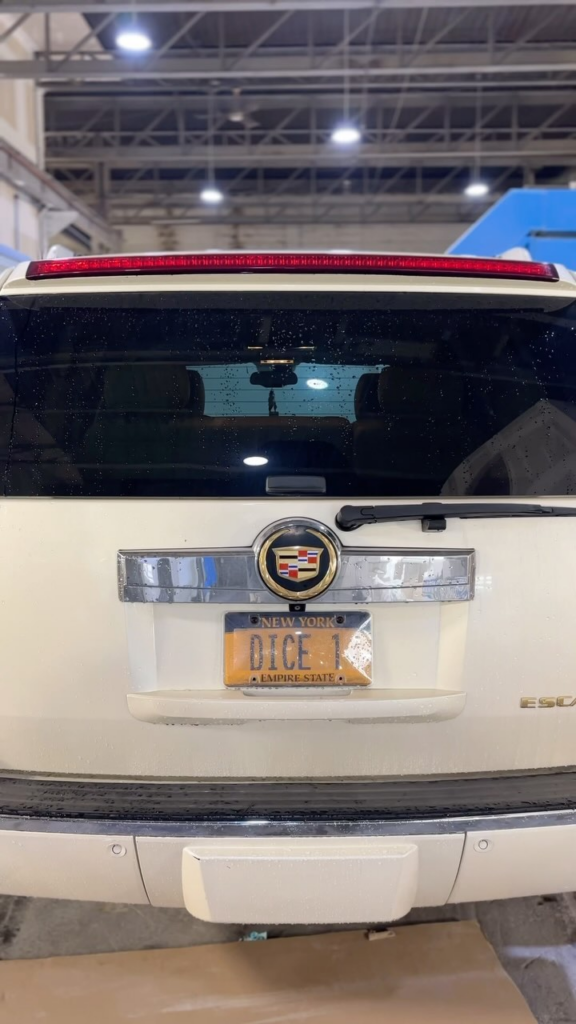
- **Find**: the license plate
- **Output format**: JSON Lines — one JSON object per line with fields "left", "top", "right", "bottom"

{"left": 224, "top": 611, "right": 372, "bottom": 687}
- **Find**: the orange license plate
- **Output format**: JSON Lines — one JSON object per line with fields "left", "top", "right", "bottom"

{"left": 224, "top": 612, "right": 372, "bottom": 687}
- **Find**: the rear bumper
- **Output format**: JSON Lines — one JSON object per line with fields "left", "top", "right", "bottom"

{"left": 2, "top": 773, "right": 576, "bottom": 921}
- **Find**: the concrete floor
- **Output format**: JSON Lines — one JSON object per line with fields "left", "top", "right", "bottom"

{"left": 0, "top": 896, "right": 574, "bottom": 1023}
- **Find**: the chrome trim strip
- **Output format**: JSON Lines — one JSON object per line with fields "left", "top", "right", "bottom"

{"left": 1, "top": 808, "right": 573, "bottom": 838}
{"left": 118, "top": 547, "right": 475, "bottom": 605}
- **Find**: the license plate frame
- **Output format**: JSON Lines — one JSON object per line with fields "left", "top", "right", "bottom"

{"left": 223, "top": 611, "right": 372, "bottom": 687}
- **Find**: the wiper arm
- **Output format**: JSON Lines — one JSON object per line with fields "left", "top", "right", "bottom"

{"left": 336, "top": 502, "right": 576, "bottom": 533}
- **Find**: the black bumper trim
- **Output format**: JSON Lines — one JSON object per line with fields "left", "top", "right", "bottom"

{"left": 2, "top": 808, "right": 576, "bottom": 838}
{"left": 0, "top": 770, "right": 574, "bottom": 824}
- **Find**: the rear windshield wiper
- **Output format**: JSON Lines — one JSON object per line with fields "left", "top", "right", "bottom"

{"left": 336, "top": 502, "right": 576, "bottom": 532}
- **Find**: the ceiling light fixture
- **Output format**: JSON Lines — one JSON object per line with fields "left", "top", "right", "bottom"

{"left": 464, "top": 181, "right": 490, "bottom": 198}
{"left": 200, "top": 185, "right": 224, "bottom": 205}
{"left": 116, "top": 29, "right": 152, "bottom": 52}
{"left": 330, "top": 124, "right": 361, "bottom": 146}
{"left": 307, "top": 379, "right": 329, "bottom": 390}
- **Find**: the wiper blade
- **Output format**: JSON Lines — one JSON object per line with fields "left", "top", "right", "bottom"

{"left": 336, "top": 502, "right": 576, "bottom": 532}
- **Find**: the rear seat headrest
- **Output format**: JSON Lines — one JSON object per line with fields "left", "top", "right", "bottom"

{"left": 377, "top": 365, "right": 461, "bottom": 413}
{"left": 378, "top": 366, "right": 425, "bottom": 411}
{"left": 103, "top": 365, "right": 192, "bottom": 411}
{"left": 187, "top": 370, "right": 205, "bottom": 415}
{"left": 354, "top": 374, "right": 380, "bottom": 418}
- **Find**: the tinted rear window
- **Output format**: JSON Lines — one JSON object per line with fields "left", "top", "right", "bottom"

{"left": 1, "top": 289, "right": 576, "bottom": 498}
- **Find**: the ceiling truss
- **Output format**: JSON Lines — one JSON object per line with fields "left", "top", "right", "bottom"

{"left": 3, "top": 2, "right": 576, "bottom": 227}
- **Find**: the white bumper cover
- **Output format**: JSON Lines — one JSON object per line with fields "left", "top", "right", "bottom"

{"left": 0, "top": 817, "right": 575, "bottom": 922}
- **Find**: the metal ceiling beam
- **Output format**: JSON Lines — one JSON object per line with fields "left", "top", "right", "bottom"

{"left": 93, "top": 200, "right": 488, "bottom": 227}
{"left": 0, "top": 12, "right": 30, "bottom": 42}
{"left": 6, "top": 52, "right": 576, "bottom": 81}
{"left": 107, "top": 195, "right": 486, "bottom": 208}
{"left": 44, "top": 90, "right": 576, "bottom": 113}
{"left": 1, "top": 0, "right": 576, "bottom": 10}
{"left": 45, "top": 139, "right": 576, "bottom": 167}
{"left": 109, "top": 215, "right": 473, "bottom": 227}
{"left": 60, "top": 178, "right": 504, "bottom": 201}
{"left": 41, "top": 77, "right": 576, "bottom": 95}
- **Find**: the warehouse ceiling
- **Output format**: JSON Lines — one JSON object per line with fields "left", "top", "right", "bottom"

{"left": 3, "top": 0, "right": 576, "bottom": 226}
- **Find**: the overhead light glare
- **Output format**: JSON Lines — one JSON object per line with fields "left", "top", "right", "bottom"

{"left": 200, "top": 185, "right": 224, "bottom": 205}
{"left": 243, "top": 456, "right": 268, "bottom": 467}
{"left": 464, "top": 181, "right": 490, "bottom": 198}
{"left": 115, "top": 29, "right": 152, "bottom": 52}
{"left": 307, "top": 379, "right": 328, "bottom": 390}
{"left": 331, "top": 124, "right": 361, "bottom": 146}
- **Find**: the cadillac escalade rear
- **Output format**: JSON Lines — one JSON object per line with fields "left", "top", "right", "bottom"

{"left": 1, "top": 251, "right": 576, "bottom": 923}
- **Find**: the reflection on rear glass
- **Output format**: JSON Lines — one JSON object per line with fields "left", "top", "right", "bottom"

{"left": 191, "top": 363, "right": 378, "bottom": 419}
{"left": 1, "top": 290, "right": 576, "bottom": 498}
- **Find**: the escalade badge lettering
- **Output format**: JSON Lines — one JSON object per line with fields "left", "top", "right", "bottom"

{"left": 520, "top": 696, "right": 576, "bottom": 708}
{"left": 257, "top": 521, "right": 340, "bottom": 601}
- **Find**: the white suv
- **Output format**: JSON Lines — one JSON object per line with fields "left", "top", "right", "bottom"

{"left": 1, "top": 250, "right": 576, "bottom": 924}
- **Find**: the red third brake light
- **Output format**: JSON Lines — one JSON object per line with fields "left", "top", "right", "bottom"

{"left": 25, "top": 252, "right": 559, "bottom": 282}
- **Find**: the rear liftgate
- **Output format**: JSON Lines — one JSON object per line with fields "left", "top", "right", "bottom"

{"left": 18, "top": 251, "right": 567, "bottom": 922}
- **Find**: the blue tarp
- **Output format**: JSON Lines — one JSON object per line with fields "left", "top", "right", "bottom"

{"left": 447, "top": 188, "right": 576, "bottom": 265}
{"left": 0, "top": 243, "right": 30, "bottom": 270}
